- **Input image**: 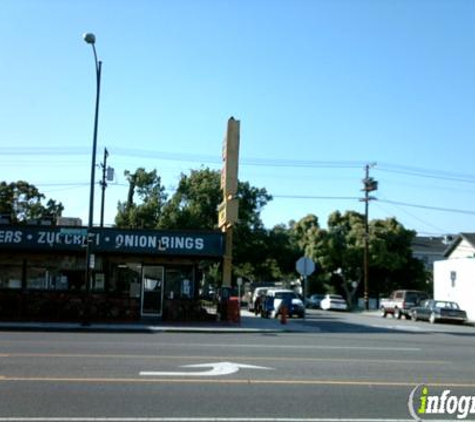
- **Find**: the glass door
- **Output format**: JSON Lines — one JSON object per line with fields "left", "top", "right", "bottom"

{"left": 141, "top": 266, "right": 164, "bottom": 317}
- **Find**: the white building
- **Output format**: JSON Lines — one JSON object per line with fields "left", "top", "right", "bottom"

{"left": 433, "top": 233, "right": 475, "bottom": 321}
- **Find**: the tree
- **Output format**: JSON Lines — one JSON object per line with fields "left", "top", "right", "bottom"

{"left": 290, "top": 214, "right": 323, "bottom": 259}
{"left": 157, "top": 168, "right": 274, "bottom": 233}
{"left": 368, "top": 217, "right": 426, "bottom": 295}
{"left": 0, "top": 181, "right": 63, "bottom": 224}
{"left": 115, "top": 168, "right": 167, "bottom": 229}
{"left": 116, "top": 167, "right": 283, "bottom": 282}
{"left": 288, "top": 215, "right": 328, "bottom": 295}
{"left": 287, "top": 210, "right": 426, "bottom": 306}
{"left": 157, "top": 167, "right": 279, "bottom": 281}
{"left": 314, "top": 211, "right": 426, "bottom": 304}
{"left": 157, "top": 168, "right": 221, "bottom": 230}
{"left": 227, "top": 180, "right": 274, "bottom": 281}
{"left": 266, "top": 223, "right": 301, "bottom": 279}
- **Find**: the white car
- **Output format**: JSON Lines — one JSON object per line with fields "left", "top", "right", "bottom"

{"left": 320, "top": 294, "right": 348, "bottom": 311}
{"left": 248, "top": 287, "right": 268, "bottom": 313}
{"left": 261, "top": 289, "right": 305, "bottom": 319}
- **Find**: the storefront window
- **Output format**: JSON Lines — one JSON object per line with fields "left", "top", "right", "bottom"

{"left": 22, "top": 255, "right": 85, "bottom": 291}
{"left": 26, "top": 267, "right": 71, "bottom": 290}
{"left": 0, "top": 265, "right": 22, "bottom": 289}
{"left": 165, "top": 266, "right": 194, "bottom": 299}
{"left": 26, "top": 267, "right": 49, "bottom": 289}
{"left": 113, "top": 263, "right": 141, "bottom": 298}
{"left": 93, "top": 273, "right": 105, "bottom": 292}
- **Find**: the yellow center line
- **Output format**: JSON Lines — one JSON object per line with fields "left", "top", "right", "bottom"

{"left": 0, "top": 353, "right": 448, "bottom": 365}
{"left": 0, "top": 376, "right": 474, "bottom": 388}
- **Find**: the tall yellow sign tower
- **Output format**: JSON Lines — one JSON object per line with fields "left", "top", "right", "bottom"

{"left": 219, "top": 117, "right": 240, "bottom": 287}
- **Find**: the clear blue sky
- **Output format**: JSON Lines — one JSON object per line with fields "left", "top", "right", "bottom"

{"left": 1, "top": 0, "right": 474, "bottom": 236}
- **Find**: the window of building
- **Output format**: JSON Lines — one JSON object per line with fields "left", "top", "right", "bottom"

{"left": 112, "top": 263, "right": 141, "bottom": 298}
{"left": 0, "top": 265, "right": 22, "bottom": 289}
{"left": 26, "top": 267, "right": 71, "bottom": 290}
{"left": 450, "top": 271, "right": 456, "bottom": 288}
{"left": 22, "top": 255, "right": 86, "bottom": 291}
{"left": 165, "top": 266, "right": 194, "bottom": 299}
{"left": 26, "top": 267, "right": 49, "bottom": 289}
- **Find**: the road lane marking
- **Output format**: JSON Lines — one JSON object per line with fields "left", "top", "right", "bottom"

{"left": 1, "top": 353, "right": 436, "bottom": 365}
{"left": 0, "top": 340, "right": 423, "bottom": 352}
{"left": 140, "top": 362, "right": 273, "bottom": 377}
{"left": 0, "top": 344, "right": 423, "bottom": 352}
{"left": 1, "top": 376, "right": 474, "bottom": 388}
{"left": 155, "top": 343, "right": 423, "bottom": 352}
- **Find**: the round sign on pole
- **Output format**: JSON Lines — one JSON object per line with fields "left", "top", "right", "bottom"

{"left": 296, "top": 256, "right": 315, "bottom": 276}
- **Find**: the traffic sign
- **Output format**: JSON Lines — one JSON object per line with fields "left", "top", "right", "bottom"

{"left": 296, "top": 256, "right": 315, "bottom": 276}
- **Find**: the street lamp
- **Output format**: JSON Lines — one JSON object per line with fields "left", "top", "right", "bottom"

{"left": 83, "top": 32, "right": 102, "bottom": 323}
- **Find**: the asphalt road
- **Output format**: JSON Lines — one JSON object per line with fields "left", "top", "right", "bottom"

{"left": 0, "top": 310, "right": 474, "bottom": 421}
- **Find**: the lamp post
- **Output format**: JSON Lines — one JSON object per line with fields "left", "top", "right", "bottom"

{"left": 83, "top": 32, "right": 102, "bottom": 323}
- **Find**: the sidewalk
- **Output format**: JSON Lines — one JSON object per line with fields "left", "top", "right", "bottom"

{"left": 0, "top": 309, "right": 318, "bottom": 334}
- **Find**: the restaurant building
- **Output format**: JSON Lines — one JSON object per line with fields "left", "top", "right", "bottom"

{"left": 0, "top": 225, "right": 224, "bottom": 322}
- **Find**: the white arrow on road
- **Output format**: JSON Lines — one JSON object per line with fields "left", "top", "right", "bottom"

{"left": 140, "top": 361, "right": 272, "bottom": 377}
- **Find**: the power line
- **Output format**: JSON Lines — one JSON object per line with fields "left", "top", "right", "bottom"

{"left": 3, "top": 146, "right": 475, "bottom": 183}
{"left": 378, "top": 199, "right": 475, "bottom": 216}
{"left": 272, "top": 194, "right": 359, "bottom": 200}
{"left": 0, "top": 146, "right": 366, "bottom": 169}
{"left": 373, "top": 198, "right": 450, "bottom": 235}
{"left": 377, "top": 162, "right": 475, "bottom": 184}
{"left": 271, "top": 194, "right": 475, "bottom": 216}
{"left": 27, "top": 180, "right": 475, "bottom": 217}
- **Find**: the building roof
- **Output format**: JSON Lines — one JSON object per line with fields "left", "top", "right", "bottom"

{"left": 412, "top": 236, "right": 449, "bottom": 255}
{"left": 443, "top": 233, "right": 475, "bottom": 258}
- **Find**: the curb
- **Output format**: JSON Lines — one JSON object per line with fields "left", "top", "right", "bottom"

{"left": 0, "top": 322, "right": 305, "bottom": 334}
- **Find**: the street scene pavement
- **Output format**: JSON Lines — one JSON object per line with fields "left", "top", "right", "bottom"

{"left": 0, "top": 307, "right": 473, "bottom": 334}
{"left": 1, "top": 309, "right": 475, "bottom": 421}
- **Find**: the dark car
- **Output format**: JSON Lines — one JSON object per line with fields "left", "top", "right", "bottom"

{"left": 410, "top": 300, "right": 467, "bottom": 324}
{"left": 306, "top": 294, "right": 325, "bottom": 309}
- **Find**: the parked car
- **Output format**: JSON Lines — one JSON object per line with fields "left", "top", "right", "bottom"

{"left": 306, "top": 294, "right": 325, "bottom": 309}
{"left": 261, "top": 289, "right": 305, "bottom": 319}
{"left": 380, "top": 290, "right": 430, "bottom": 319}
{"left": 410, "top": 300, "right": 467, "bottom": 324}
{"left": 320, "top": 294, "right": 348, "bottom": 311}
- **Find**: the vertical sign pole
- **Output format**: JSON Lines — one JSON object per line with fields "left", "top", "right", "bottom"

{"left": 303, "top": 274, "right": 308, "bottom": 323}
{"left": 296, "top": 256, "right": 316, "bottom": 324}
{"left": 220, "top": 117, "right": 240, "bottom": 288}
{"left": 222, "top": 227, "right": 233, "bottom": 287}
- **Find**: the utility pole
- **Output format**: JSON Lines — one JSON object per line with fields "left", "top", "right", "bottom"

{"left": 99, "top": 148, "right": 114, "bottom": 227}
{"left": 100, "top": 148, "right": 109, "bottom": 227}
{"left": 361, "top": 163, "right": 378, "bottom": 311}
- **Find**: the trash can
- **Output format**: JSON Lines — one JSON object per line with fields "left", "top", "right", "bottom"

{"left": 227, "top": 297, "right": 240, "bottom": 323}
